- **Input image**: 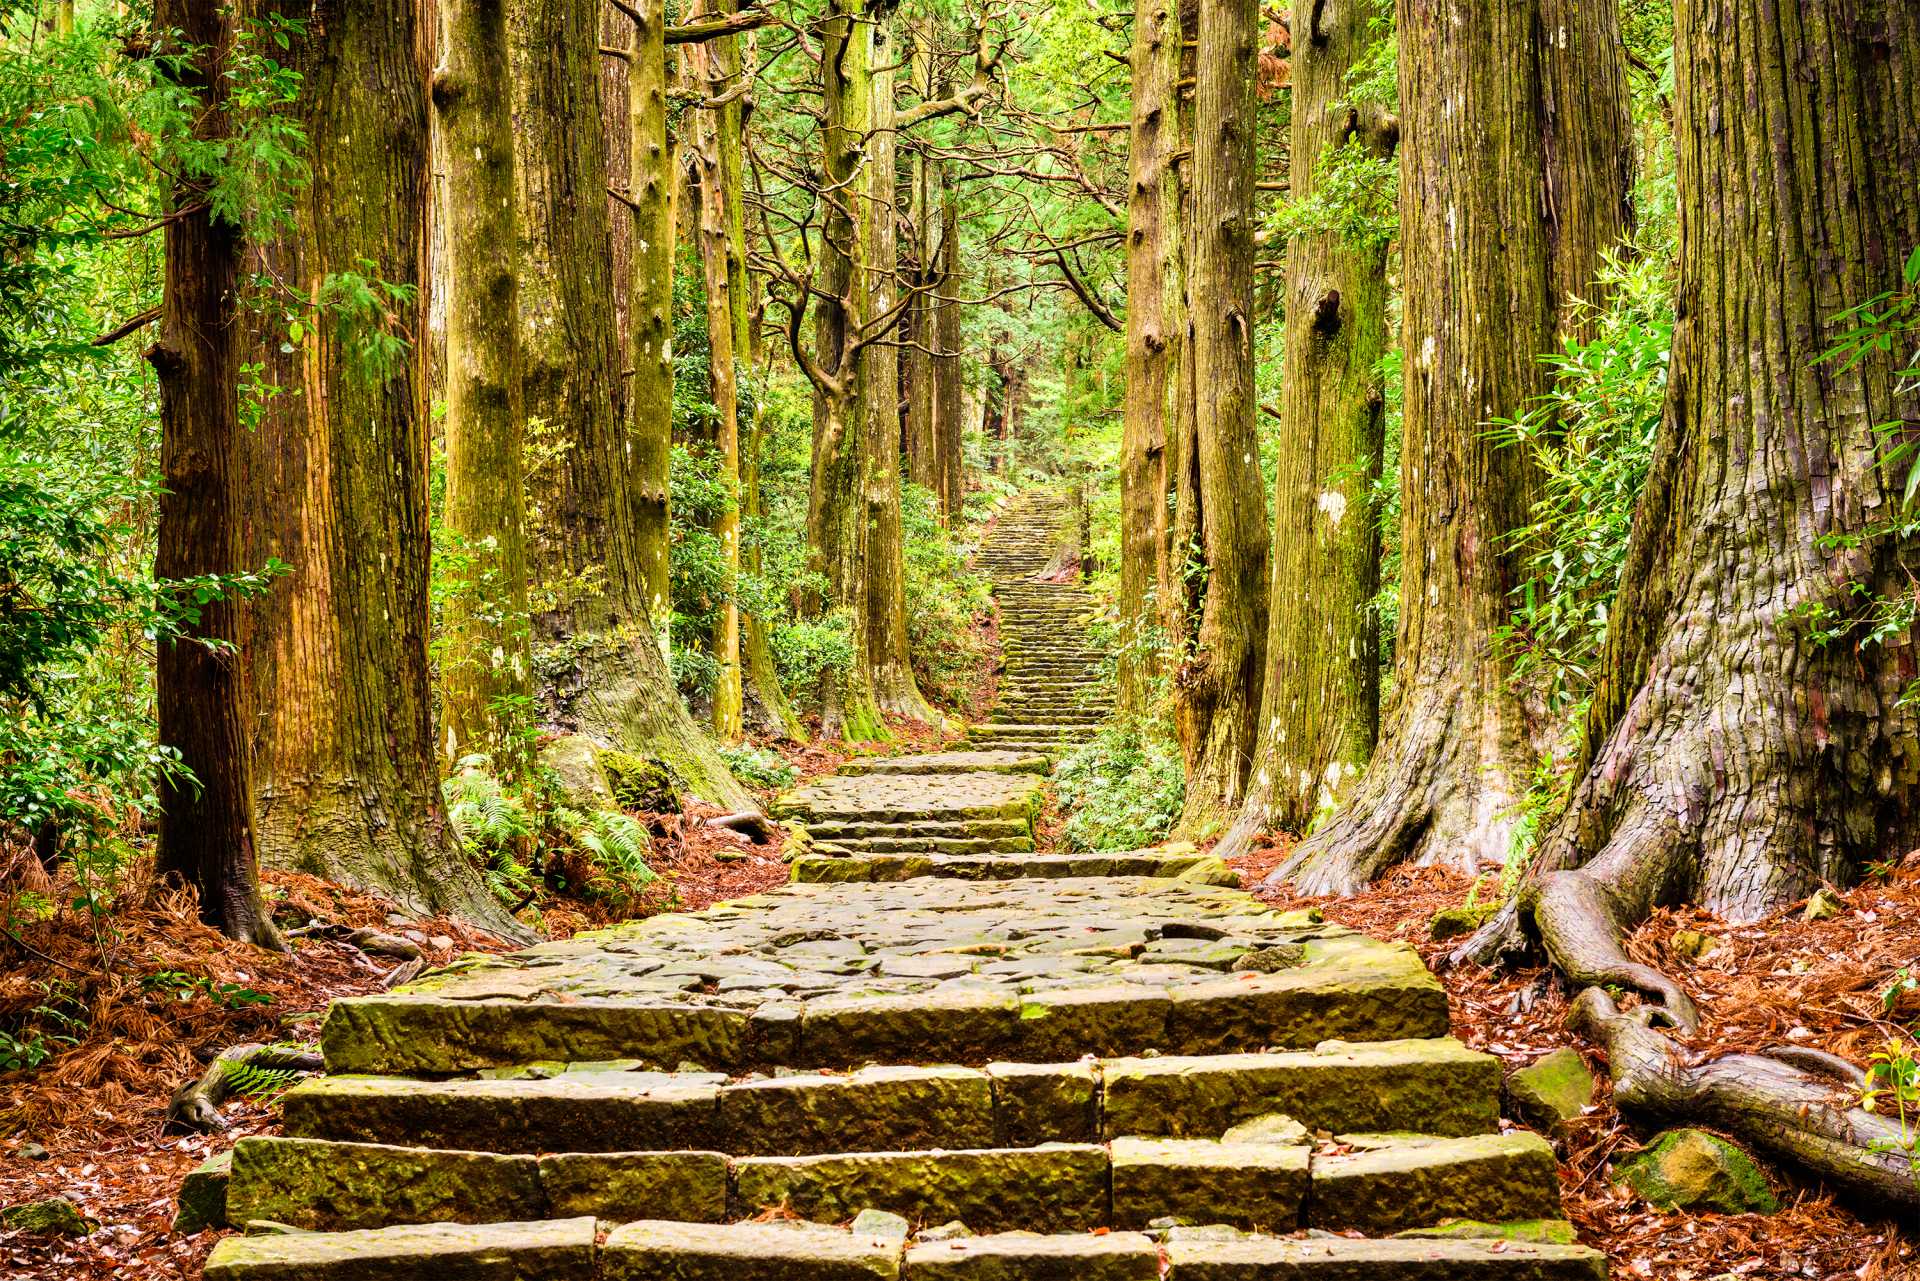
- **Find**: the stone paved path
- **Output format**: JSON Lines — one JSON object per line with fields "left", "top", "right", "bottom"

{"left": 198, "top": 493, "right": 1606, "bottom": 1280}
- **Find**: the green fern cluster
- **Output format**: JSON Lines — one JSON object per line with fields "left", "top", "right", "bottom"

{"left": 219, "top": 1043, "right": 313, "bottom": 1099}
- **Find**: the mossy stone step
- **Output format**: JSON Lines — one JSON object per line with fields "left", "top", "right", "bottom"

{"left": 204, "top": 1219, "right": 1605, "bottom": 1281}
{"left": 226, "top": 1132, "right": 1556, "bottom": 1237}
{"left": 811, "top": 834, "right": 1037, "bottom": 855}
{"left": 839, "top": 751, "right": 1050, "bottom": 776}
{"left": 203, "top": 1217, "right": 598, "bottom": 1281}
{"left": 773, "top": 771, "right": 1046, "bottom": 824}
{"left": 790, "top": 850, "right": 1236, "bottom": 885}
{"left": 319, "top": 879, "right": 1448, "bottom": 1074}
{"left": 283, "top": 1042, "right": 1489, "bottom": 1160}
{"left": 800, "top": 818, "right": 1033, "bottom": 842}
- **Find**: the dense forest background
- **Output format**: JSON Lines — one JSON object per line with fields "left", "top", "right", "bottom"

{"left": 2, "top": 0, "right": 1920, "bottom": 1268}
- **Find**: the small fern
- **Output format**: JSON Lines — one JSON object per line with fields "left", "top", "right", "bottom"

{"left": 220, "top": 1044, "right": 313, "bottom": 1099}
{"left": 571, "top": 809, "right": 658, "bottom": 889}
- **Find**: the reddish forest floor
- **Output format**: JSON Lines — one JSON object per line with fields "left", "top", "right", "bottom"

{"left": 1227, "top": 842, "right": 1920, "bottom": 1281}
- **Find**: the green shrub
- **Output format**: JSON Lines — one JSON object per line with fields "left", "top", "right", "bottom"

{"left": 1054, "top": 723, "right": 1186, "bottom": 852}
{"left": 719, "top": 743, "right": 797, "bottom": 792}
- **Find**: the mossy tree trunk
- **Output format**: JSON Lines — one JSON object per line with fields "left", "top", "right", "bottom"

{"left": 862, "top": 10, "right": 937, "bottom": 723}
{"left": 1466, "top": 0, "right": 1920, "bottom": 1030}
{"left": 150, "top": 0, "right": 278, "bottom": 947}
{"left": 435, "top": 0, "right": 533, "bottom": 768}
{"left": 1174, "top": 0, "right": 1270, "bottom": 834}
{"left": 1219, "top": 0, "right": 1391, "bottom": 854}
{"left": 933, "top": 182, "right": 965, "bottom": 522}
{"left": 1269, "top": 0, "right": 1632, "bottom": 891}
{"left": 804, "top": 0, "right": 887, "bottom": 742}
{"left": 903, "top": 22, "right": 940, "bottom": 500}
{"left": 513, "top": 0, "right": 749, "bottom": 808}
{"left": 686, "top": 18, "right": 745, "bottom": 743}
{"left": 238, "top": 0, "right": 511, "bottom": 930}
{"left": 1119, "top": 0, "right": 1187, "bottom": 716}
{"left": 621, "top": 0, "right": 674, "bottom": 649}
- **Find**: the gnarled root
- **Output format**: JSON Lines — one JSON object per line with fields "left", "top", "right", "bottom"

{"left": 165, "top": 1043, "right": 324, "bottom": 1134}
{"left": 1571, "top": 988, "right": 1919, "bottom": 1212}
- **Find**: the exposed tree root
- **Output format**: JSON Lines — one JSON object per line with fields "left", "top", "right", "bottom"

{"left": 165, "top": 1043, "right": 324, "bottom": 1135}
{"left": 1571, "top": 988, "right": 1919, "bottom": 1213}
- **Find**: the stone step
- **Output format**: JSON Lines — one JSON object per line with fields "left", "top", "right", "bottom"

{"left": 284, "top": 1040, "right": 1493, "bottom": 1159}
{"left": 839, "top": 751, "right": 1049, "bottom": 777}
{"left": 222, "top": 1130, "right": 1559, "bottom": 1237}
{"left": 206, "top": 1219, "right": 1606, "bottom": 1281}
{"left": 790, "top": 849, "right": 1235, "bottom": 884}
{"left": 811, "top": 834, "right": 1037, "bottom": 855}
{"left": 800, "top": 818, "right": 1033, "bottom": 842}
{"left": 773, "top": 771, "right": 1046, "bottom": 825}
{"left": 318, "top": 880, "right": 1452, "bottom": 1075}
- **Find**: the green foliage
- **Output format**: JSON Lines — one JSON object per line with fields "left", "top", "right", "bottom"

{"left": 445, "top": 755, "right": 662, "bottom": 909}
{"left": 1273, "top": 139, "right": 1399, "bottom": 249}
{"left": 719, "top": 743, "right": 797, "bottom": 792}
{"left": 219, "top": 1046, "right": 310, "bottom": 1099}
{"left": 1493, "top": 253, "right": 1673, "bottom": 721}
{"left": 900, "top": 482, "right": 992, "bottom": 706}
{"left": 139, "top": 969, "right": 273, "bottom": 1009}
{"left": 1054, "top": 722, "right": 1186, "bottom": 852}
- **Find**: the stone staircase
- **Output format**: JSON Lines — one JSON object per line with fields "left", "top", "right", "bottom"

{"left": 195, "top": 491, "right": 1605, "bottom": 1280}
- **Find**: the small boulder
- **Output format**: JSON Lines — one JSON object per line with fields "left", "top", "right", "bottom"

{"left": 1230, "top": 943, "right": 1306, "bottom": 973}
{"left": 850, "top": 1209, "right": 910, "bottom": 1242}
{"left": 3, "top": 1197, "right": 91, "bottom": 1237}
{"left": 1429, "top": 901, "right": 1499, "bottom": 941}
{"left": 599, "top": 750, "right": 686, "bottom": 813}
{"left": 1801, "top": 887, "right": 1844, "bottom": 922}
{"left": 1612, "top": 1129, "right": 1779, "bottom": 1214}
{"left": 172, "top": 1150, "right": 232, "bottom": 1234}
{"left": 1503, "top": 1048, "right": 1595, "bottom": 1135}
{"left": 1221, "top": 1113, "right": 1310, "bottom": 1145}
{"left": 15, "top": 1142, "right": 48, "bottom": 1161}
{"left": 914, "top": 1220, "right": 972, "bottom": 1243}
{"left": 1669, "top": 929, "right": 1717, "bottom": 962}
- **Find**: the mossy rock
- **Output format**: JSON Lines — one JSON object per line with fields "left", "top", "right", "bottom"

{"left": 1503, "top": 1048, "right": 1594, "bottom": 1135}
{"left": 598, "top": 750, "right": 686, "bottom": 813}
{"left": 172, "top": 1150, "right": 232, "bottom": 1234}
{"left": 3, "top": 1197, "right": 91, "bottom": 1236}
{"left": 1612, "top": 1129, "right": 1779, "bottom": 1214}
{"left": 1429, "top": 900, "right": 1500, "bottom": 940}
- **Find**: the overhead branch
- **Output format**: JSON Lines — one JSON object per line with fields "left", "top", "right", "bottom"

{"left": 668, "top": 7, "right": 772, "bottom": 44}
{"left": 92, "top": 305, "right": 161, "bottom": 346}
{"left": 896, "top": 10, "right": 1009, "bottom": 131}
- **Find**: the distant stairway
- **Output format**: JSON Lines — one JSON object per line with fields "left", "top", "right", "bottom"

{"left": 192, "top": 490, "right": 1605, "bottom": 1281}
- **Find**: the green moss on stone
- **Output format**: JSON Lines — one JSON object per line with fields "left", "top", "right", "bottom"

{"left": 1611, "top": 1129, "right": 1779, "bottom": 1214}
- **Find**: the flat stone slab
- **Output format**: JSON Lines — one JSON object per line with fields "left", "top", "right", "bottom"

{"left": 323, "top": 878, "right": 1445, "bottom": 1074}
{"left": 732, "top": 1144, "right": 1109, "bottom": 1231}
{"left": 1162, "top": 1234, "right": 1607, "bottom": 1279}
{"left": 1309, "top": 1133, "right": 1562, "bottom": 1234}
{"left": 605, "top": 1219, "right": 901, "bottom": 1281}
{"left": 1103, "top": 1039, "right": 1500, "bottom": 1139}
{"left": 774, "top": 772, "right": 1046, "bottom": 823}
{"left": 902, "top": 1231, "right": 1160, "bottom": 1280}
{"left": 841, "top": 751, "right": 1050, "bottom": 776}
{"left": 1111, "top": 1137, "right": 1309, "bottom": 1231}
{"left": 203, "top": 1217, "right": 597, "bottom": 1281}
{"left": 790, "top": 851, "right": 1237, "bottom": 885}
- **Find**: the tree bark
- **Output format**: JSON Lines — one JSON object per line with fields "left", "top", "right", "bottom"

{"left": 1269, "top": 0, "right": 1631, "bottom": 890}
{"left": 619, "top": 0, "right": 673, "bottom": 647}
{"left": 150, "top": 0, "right": 278, "bottom": 948}
{"left": 903, "top": 23, "right": 940, "bottom": 500}
{"left": 436, "top": 0, "right": 533, "bottom": 767}
{"left": 687, "top": 18, "right": 745, "bottom": 743}
{"left": 1465, "top": 0, "right": 1920, "bottom": 1028}
{"left": 862, "top": 10, "right": 937, "bottom": 723}
{"left": 933, "top": 182, "right": 965, "bottom": 522}
{"left": 1218, "top": 0, "right": 1390, "bottom": 855}
{"left": 513, "top": 0, "right": 750, "bottom": 807}
{"left": 1118, "top": 0, "right": 1187, "bottom": 717}
{"left": 806, "top": 0, "right": 887, "bottom": 742}
{"left": 238, "top": 0, "right": 510, "bottom": 930}
{"left": 1174, "top": 0, "right": 1270, "bottom": 834}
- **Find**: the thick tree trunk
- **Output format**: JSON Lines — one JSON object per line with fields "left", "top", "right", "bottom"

{"left": 1269, "top": 0, "right": 1631, "bottom": 890}
{"left": 513, "top": 0, "right": 749, "bottom": 807}
{"left": 620, "top": 0, "right": 673, "bottom": 646}
{"left": 807, "top": 0, "right": 887, "bottom": 742}
{"left": 933, "top": 185, "right": 965, "bottom": 521}
{"left": 1218, "top": 0, "right": 1390, "bottom": 855}
{"left": 436, "top": 0, "right": 533, "bottom": 767}
{"left": 1174, "top": 0, "right": 1270, "bottom": 834}
{"left": 904, "top": 29, "right": 939, "bottom": 501}
{"left": 150, "top": 0, "right": 278, "bottom": 948}
{"left": 239, "top": 0, "right": 509, "bottom": 930}
{"left": 1118, "top": 0, "right": 1186, "bottom": 717}
{"left": 1468, "top": 1, "right": 1920, "bottom": 1029}
{"left": 687, "top": 23, "right": 745, "bottom": 743}
{"left": 862, "top": 12, "right": 936, "bottom": 723}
